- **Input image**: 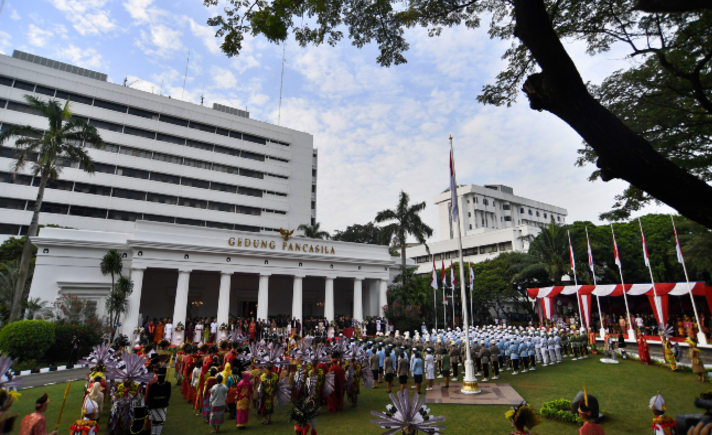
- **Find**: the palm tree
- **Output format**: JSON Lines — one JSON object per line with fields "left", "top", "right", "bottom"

{"left": 0, "top": 95, "right": 105, "bottom": 321}
{"left": 375, "top": 190, "right": 433, "bottom": 274}
{"left": 100, "top": 250, "right": 123, "bottom": 296}
{"left": 509, "top": 218, "right": 572, "bottom": 286}
{"left": 107, "top": 275, "right": 133, "bottom": 340}
{"left": 0, "top": 261, "right": 34, "bottom": 324}
{"left": 21, "top": 297, "right": 47, "bottom": 320}
{"left": 297, "top": 222, "right": 331, "bottom": 239}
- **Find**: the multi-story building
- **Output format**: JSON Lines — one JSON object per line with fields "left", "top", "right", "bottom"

{"left": 406, "top": 184, "right": 568, "bottom": 274}
{"left": 0, "top": 50, "right": 317, "bottom": 238}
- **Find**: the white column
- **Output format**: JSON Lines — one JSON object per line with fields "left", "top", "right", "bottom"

{"left": 324, "top": 277, "right": 335, "bottom": 322}
{"left": 121, "top": 267, "right": 145, "bottom": 339}
{"left": 171, "top": 269, "right": 191, "bottom": 345}
{"left": 257, "top": 273, "right": 270, "bottom": 321}
{"left": 217, "top": 272, "right": 232, "bottom": 340}
{"left": 292, "top": 275, "right": 304, "bottom": 326}
{"left": 379, "top": 279, "right": 388, "bottom": 318}
{"left": 353, "top": 278, "right": 363, "bottom": 322}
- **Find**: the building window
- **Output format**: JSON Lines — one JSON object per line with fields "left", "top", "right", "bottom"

{"left": 210, "top": 182, "right": 237, "bottom": 194}
{"left": 242, "top": 133, "right": 266, "bottom": 145}
{"left": 536, "top": 211, "right": 540, "bottom": 217}
{"left": 108, "top": 210, "right": 142, "bottom": 221}
{"left": 0, "top": 198, "right": 27, "bottom": 210}
{"left": 34, "top": 85, "right": 55, "bottom": 96}
{"left": 483, "top": 199, "right": 489, "bottom": 206}
{"left": 557, "top": 216, "right": 561, "bottom": 222}
{"left": 181, "top": 177, "right": 210, "bottom": 189}
{"left": 183, "top": 158, "right": 212, "bottom": 170}
{"left": 74, "top": 182, "right": 111, "bottom": 196}
{"left": 469, "top": 224, "right": 472, "bottom": 229}
{"left": 112, "top": 188, "right": 146, "bottom": 201}
{"left": 503, "top": 204, "right": 510, "bottom": 210}
{"left": 213, "top": 164, "right": 239, "bottom": 175}
{"left": 143, "top": 214, "right": 174, "bottom": 223}
{"left": 116, "top": 167, "right": 149, "bottom": 179}
{"left": 238, "top": 186, "right": 262, "bottom": 197}
{"left": 158, "top": 114, "right": 189, "bottom": 127}
{"left": 176, "top": 217, "right": 205, "bottom": 226}
{"left": 528, "top": 209, "right": 532, "bottom": 215}
{"left": 468, "top": 212, "right": 471, "bottom": 217}
{"left": 150, "top": 172, "right": 180, "bottom": 184}
{"left": 240, "top": 168, "right": 263, "bottom": 179}
{"left": 504, "top": 216, "right": 512, "bottom": 221}
{"left": 206, "top": 221, "right": 233, "bottom": 230}
{"left": 123, "top": 126, "right": 155, "bottom": 139}
{"left": 214, "top": 145, "right": 240, "bottom": 157}
{"left": 94, "top": 163, "right": 116, "bottom": 174}
{"left": 236, "top": 206, "right": 261, "bottom": 216}
{"left": 178, "top": 197, "right": 207, "bottom": 209}
{"left": 119, "top": 147, "right": 152, "bottom": 159}
{"left": 241, "top": 151, "right": 265, "bottom": 162}
{"left": 186, "top": 139, "right": 214, "bottom": 151}
{"left": 153, "top": 152, "right": 182, "bottom": 165}
{"left": 208, "top": 201, "right": 235, "bottom": 213}
{"left": 128, "top": 107, "right": 158, "bottom": 120}
{"left": 544, "top": 213, "right": 547, "bottom": 218}
{"left": 156, "top": 133, "right": 185, "bottom": 146}
{"left": 94, "top": 99, "right": 128, "bottom": 113}
{"left": 147, "top": 193, "right": 177, "bottom": 205}
{"left": 69, "top": 205, "right": 107, "bottom": 218}
{"left": 189, "top": 121, "right": 215, "bottom": 133}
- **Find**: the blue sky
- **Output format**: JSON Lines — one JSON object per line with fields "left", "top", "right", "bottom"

{"left": 0, "top": 0, "right": 672, "bottom": 241}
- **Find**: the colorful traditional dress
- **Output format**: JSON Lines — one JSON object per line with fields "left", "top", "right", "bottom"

{"left": 691, "top": 346, "right": 705, "bottom": 375}
{"left": 637, "top": 336, "right": 651, "bottom": 365}
{"left": 579, "top": 421, "right": 605, "bottom": 435}
{"left": 202, "top": 376, "right": 218, "bottom": 419}
{"left": 259, "top": 372, "right": 279, "bottom": 417}
{"left": 327, "top": 363, "right": 345, "bottom": 413}
{"left": 652, "top": 415, "right": 678, "bottom": 435}
{"left": 249, "top": 322, "right": 256, "bottom": 340}
{"left": 662, "top": 339, "right": 677, "bottom": 371}
{"left": 235, "top": 373, "right": 253, "bottom": 428}
{"left": 18, "top": 412, "right": 49, "bottom": 435}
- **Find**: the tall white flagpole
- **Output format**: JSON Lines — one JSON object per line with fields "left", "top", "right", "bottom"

{"left": 449, "top": 135, "right": 479, "bottom": 394}
{"left": 568, "top": 230, "right": 585, "bottom": 332}
{"left": 431, "top": 257, "right": 438, "bottom": 333}
{"left": 585, "top": 227, "right": 605, "bottom": 339}
{"left": 611, "top": 224, "right": 635, "bottom": 340}
{"left": 671, "top": 216, "right": 706, "bottom": 345}
{"left": 470, "top": 263, "right": 474, "bottom": 326}
{"left": 639, "top": 218, "right": 663, "bottom": 328}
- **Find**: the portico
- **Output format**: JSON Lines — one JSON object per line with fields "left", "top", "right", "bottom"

{"left": 28, "top": 221, "right": 395, "bottom": 344}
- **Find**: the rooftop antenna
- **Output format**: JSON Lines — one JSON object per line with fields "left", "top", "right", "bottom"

{"left": 182, "top": 49, "right": 190, "bottom": 100}
{"left": 200, "top": 85, "right": 204, "bottom": 105}
{"left": 123, "top": 76, "right": 128, "bottom": 86}
{"left": 278, "top": 41, "right": 286, "bottom": 125}
{"left": 160, "top": 80, "right": 164, "bottom": 96}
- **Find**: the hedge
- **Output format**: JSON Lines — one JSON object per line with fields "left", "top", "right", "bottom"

{"left": 0, "top": 320, "right": 55, "bottom": 362}
{"left": 45, "top": 323, "right": 103, "bottom": 363}
{"left": 540, "top": 399, "right": 583, "bottom": 426}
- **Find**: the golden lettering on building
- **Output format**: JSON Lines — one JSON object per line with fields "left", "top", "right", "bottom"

{"left": 229, "top": 237, "right": 335, "bottom": 254}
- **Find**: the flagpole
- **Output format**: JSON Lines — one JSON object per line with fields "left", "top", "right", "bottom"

{"left": 431, "top": 257, "right": 438, "bottom": 332}
{"left": 639, "top": 218, "right": 663, "bottom": 328}
{"left": 671, "top": 216, "right": 706, "bottom": 345}
{"left": 586, "top": 227, "right": 606, "bottom": 340}
{"left": 568, "top": 230, "right": 585, "bottom": 332}
{"left": 470, "top": 264, "right": 474, "bottom": 326}
{"left": 611, "top": 224, "right": 635, "bottom": 340}
{"left": 451, "top": 260, "right": 456, "bottom": 328}
{"left": 449, "top": 135, "right": 479, "bottom": 394}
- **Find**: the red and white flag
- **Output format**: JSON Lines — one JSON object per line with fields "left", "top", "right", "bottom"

{"left": 450, "top": 150, "right": 458, "bottom": 223}
{"left": 568, "top": 230, "right": 576, "bottom": 272}
{"left": 431, "top": 258, "right": 438, "bottom": 290}
{"left": 441, "top": 259, "right": 446, "bottom": 287}
{"left": 450, "top": 259, "right": 456, "bottom": 288}
{"left": 671, "top": 217, "right": 685, "bottom": 265}
{"left": 469, "top": 262, "right": 475, "bottom": 288}
{"left": 639, "top": 218, "right": 651, "bottom": 268}
{"left": 611, "top": 224, "right": 622, "bottom": 269}
{"left": 585, "top": 227, "right": 595, "bottom": 274}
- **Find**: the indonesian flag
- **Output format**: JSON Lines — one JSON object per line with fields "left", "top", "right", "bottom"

{"left": 450, "top": 259, "right": 456, "bottom": 288}
{"left": 450, "top": 150, "right": 458, "bottom": 223}
{"left": 585, "top": 227, "right": 595, "bottom": 274}
{"left": 639, "top": 218, "right": 651, "bottom": 267}
{"left": 469, "top": 262, "right": 475, "bottom": 288}
{"left": 611, "top": 225, "right": 622, "bottom": 269}
{"left": 568, "top": 230, "right": 576, "bottom": 272}
{"left": 431, "top": 258, "right": 438, "bottom": 290}
{"left": 672, "top": 218, "right": 685, "bottom": 265}
{"left": 441, "top": 259, "right": 446, "bottom": 287}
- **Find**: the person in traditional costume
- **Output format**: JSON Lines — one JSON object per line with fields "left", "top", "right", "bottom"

{"left": 235, "top": 372, "right": 253, "bottom": 429}
{"left": 202, "top": 368, "right": 219, "bottom": 423}
{"left": 346, "top": 358, "right": 362, "bottom": 407}
{"left": 0, "top": 357, "right": 21, "bottom": 435}
{"left": 650, "top": 393, "right": 678, "bottom": 435}
{"left": 578, "top": 387, "right": 605, "bottom": 435}
{"left": 660, "top": 327, "right": 677, "bottom": 371}
{"left": 106, "top": 353, "right": 154, "bottom": 435}
{"left": 86, "top": 383, "right": 103, "bottom": 421}
{"left": 505, "top": 402, "right": 541, "bottom": 435}
{"left": 327, "top": 352, "right": 345, "bottom": 413}
{"left": 209, "top": 374, "right": 228, "bottom": 433}
{"left": 424, "top": 348, "right": 435, "bottom": 391}
{"left": 258, "top": 364, "right": 279, "bottom": 424}
{"left": 18, "top": 393, "right": 56, "bottom": 435}
{"left": 636, "top": 330, "right": 651, "bottom": 365}
{"left": 70, "top": 393, "right": 99, "bottom": 435}
{"left": 146, "top": 368, "right": 171, "bottom": 435}
{"left": 224, "top": 364, "right": 238, "bottom": 420}
{"left": 687, "top": 338, "right": 706, "bottom": 382}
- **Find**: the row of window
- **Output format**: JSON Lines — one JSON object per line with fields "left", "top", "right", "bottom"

{"left": 413, "top": 242, "right": 514, "bottom": 263}
{"left": 0, "top": 74, "right": 290, "bottom": 147}
{"left": 465, "top": 196, "right": 563, "bottom": 222}
{"left": 0, "top": 171, "right": 288, "bottom": 216}
{"left": 0, "top": 196, "right": 284, "bottom": 236}
{"left": 0, "top": 100, "right": 291, "bottom": 179}
{"left": 0, "top": 146, "right": 288, "bottom": 199}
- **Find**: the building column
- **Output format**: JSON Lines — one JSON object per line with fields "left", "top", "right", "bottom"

{"left": 217, "top": 271, "right": 232, "bottom": 340}
{"left": 379, "top": 279, "right": 388, "bottom": 318}
{"left": 324, "top": 277, "right": 335, "bottom": 322}
{"left": 171, "top": 269, "right": 192, "bottom": 345}
{"left": 121, "top": 267, "right": 145, "bottom": 339}
{"left": 256, "top": 273, "right": 271, "bottom": 321}
{"left": 292, "top": 275, "right": 305, "bottom": 326}
{"left": 353, "top": 278, "right": 363, "bottom": 323}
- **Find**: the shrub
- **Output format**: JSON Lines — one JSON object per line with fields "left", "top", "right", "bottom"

{"left": 45, "top": 322, "right": 103, "bottom": 363}
{"left": 0, "top": 320, "right": 55, "bottom": 361}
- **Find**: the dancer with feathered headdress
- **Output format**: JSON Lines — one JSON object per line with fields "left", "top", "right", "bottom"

{"left": 505, "top": 401, "right": 540, "bottom": 435}
{"left": 0, "top": 356, "right": 21, "bottom": 435}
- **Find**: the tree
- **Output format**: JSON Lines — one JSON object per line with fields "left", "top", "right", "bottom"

{"left": 21, "top": 297, "right": 47, "bottom": 320}
{"left": 297, "top": 222, "right": 331, "bottom": 239}
{"left": 106, "top": 276, "right": 133, "bottom": 340}
{"left": 375, "top": 191, "right": 433, "bottom": 275}
{"left": 332, "top": 222, "right": 386, "bottom": 245}
{"left": 510, "top": 219, "right": 573, "bottom": 286}
{"left": 0, "top": 96, "right": 105, "bottom": 321}
{"left": 100, "top": 250, "right": 123, "bottom": 298}
{"left": 203, "top": 0, "right": 712, "bottom": 227}
{"left": 0, "top": 261, "right": 33, "bottom": 324}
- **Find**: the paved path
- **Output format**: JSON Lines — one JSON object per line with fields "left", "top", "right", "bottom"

{"left": 17, "top": 368, "right": 87, "bottom": 389}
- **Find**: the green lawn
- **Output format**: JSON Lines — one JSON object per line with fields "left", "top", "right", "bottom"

{"left": 13, "top": 355, "right": 708, "bottom": 435}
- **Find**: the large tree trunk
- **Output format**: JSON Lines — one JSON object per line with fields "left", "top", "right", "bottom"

{"left": 512, "top": 0, "right": 712, "bottom": 228}
{"left": 11, "top": 170, "right": 49, "bottom": 321}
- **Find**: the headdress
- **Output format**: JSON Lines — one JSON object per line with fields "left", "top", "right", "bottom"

{"left": 370, "top": 390, "right": 445, "bottom": 435}
{"left": 649, "top": 392, "right": 666, "bottom": 412}
{"left": 685, "top": 337, "right": 697, "bottom": 347}
{"left": 0, "top": 357, "right": 22, "bottom": 391}
{"left": 81, "top": 393, "right": 97, "bottom": 416}
{"left": 106, "top": 353, "right": 155, "bottom": 383}
{"left": 77, "top": 343, "right": 119, "bottom": 372}
{"left": 505, "top": 401, "right": 541, "bottom": 430}
{"left": 35, "top": 393, "right": 48, "bottom": 410}
{"left": 578, "top": 385, "right": 591, "bottom": 416}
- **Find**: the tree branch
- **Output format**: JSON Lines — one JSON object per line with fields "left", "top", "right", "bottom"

{"left": 634, "top": 0, "right": 712, "bottom": 13}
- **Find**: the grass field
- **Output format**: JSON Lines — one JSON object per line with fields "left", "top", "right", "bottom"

{"left": 12, "top": 354, "right": 708, "bottom": 435}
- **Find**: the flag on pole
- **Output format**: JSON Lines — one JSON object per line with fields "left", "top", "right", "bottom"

{"left": 585, "top": 227, "right": 595, "bottom": 274}
{"left": 672, "top": 218, "right": 685, "bottom": 265}
{"left": 450, "top": 259, "right": 456, "bottom": 288}
{"left": 639, "top": 219, "right": 651, "bottom": 267}
{"left": 568, "top": 230, "right": 576, "bottom": 272}
{"left": 431, "top": 258, "right": 438, "bottom": 290}
{"left": 469, "top": 262, "right": 475, "bottom": 288}
{"left": 611, "top": 225, "right": 622, "bottom": 269}
{"left": 450, "top": 150, "right": 458, "bottom": 223}
{"left": 441, "top": 259, "right": 446, "bottom": 287}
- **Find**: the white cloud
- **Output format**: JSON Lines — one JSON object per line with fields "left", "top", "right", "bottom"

{"left": 48, "top": 0, "right": 118, "bottom": 35}
{"left": 188, "top": 18, "right": 221, "bottom": 55}
{"left": 123, "top": 0, "right": 164, "bottom": 24}
{"left": 212, "top": 67, "right": 237, "bottom": 89}
{"left": 27, "top": 24, "right": 54, "bottom": 47}
{"left": 0, "top": 31, "right": 12, "bottom": 55}
{"left": 136, "top": 24, "right": 183, "bottom": 58}
{"left": 9, "top": 6, "right": 20, "bottom": 21}
{"left": 56, "top": 45, "right": 105, "bottom": 69}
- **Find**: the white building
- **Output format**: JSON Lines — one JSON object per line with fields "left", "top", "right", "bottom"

{"left": 0, "top": 50, "right": 317, "bottom": 237}
{"left": 406, "top": 184, "right": 568, "bottom": 274}
{"left": 29, "top": 222, "right": 395, "bottom": 343}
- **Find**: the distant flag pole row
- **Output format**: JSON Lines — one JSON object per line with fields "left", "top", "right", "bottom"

{"left": 431, "top": 257, "right": 438, "bottom": 332}
{"left": 639, "top": 218, "right": 663, "bottom": 327}
{"left": 586, "top": 226, "right": 606, "bottom": 339}
{"left": 469, "top": 262, "right": 475, "bottom": 325}
{"left": 671, "top": 216, "right": 706, "bottom": 344}
{"left": 568, "top": 230, "right": 586, "bottom": 332}
{"left": 610, "top": 224, "right": 634, "bottom": 338}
